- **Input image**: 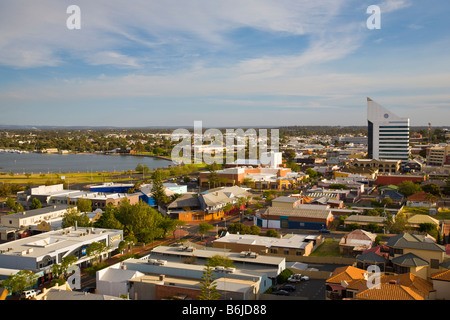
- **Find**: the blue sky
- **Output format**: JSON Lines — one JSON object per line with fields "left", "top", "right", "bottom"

{"left": 0, "top": 0, "right": 449, "bottom": 128}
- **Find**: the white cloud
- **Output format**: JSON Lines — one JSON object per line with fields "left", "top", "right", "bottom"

{"left": 378, "top": 0, "right": 411, "bottom": 13}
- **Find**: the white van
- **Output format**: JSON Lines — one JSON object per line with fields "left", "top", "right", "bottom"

{"left": 21, "top": 289, "right": 41, "bottom": 299}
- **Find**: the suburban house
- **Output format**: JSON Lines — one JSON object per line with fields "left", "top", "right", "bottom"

{"left": 406, "top": 192, "right": 439, "bottom": 208}
{"left": 344, "top": 215, "right": 386, "bottom": 230}
{"left": 212, "top": 232, "right": 323, "bottom": 257}
{"left": 339, "top": 229, "right": 377, "bottom": 256}
{"left": 431, "top": 269, "right": 450, "bottom": 299}
{"left": 165, "top": 186, "right": 250, "bottom": 223}
{"left": 356, "top": 245, "right": 390, "bottom": 272}
{"left": 326, "top": 265, "right": 436, "bottom": 300}
{"left": 407, "top": 214, "right": 440, "bottom": 233}
{"left": 385, "top": 233, "right": 447, "bottom": 279}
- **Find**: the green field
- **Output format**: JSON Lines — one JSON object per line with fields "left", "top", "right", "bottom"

{"left": 401, "top": 206, "right": 450, "bottom": 220}
{"left": 310, "top": 238, "right": 341, "bottom": 257}
{"left": 0, "top": 171, "right": 139, "bottom": 186}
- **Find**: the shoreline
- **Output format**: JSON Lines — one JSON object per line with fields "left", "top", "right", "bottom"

{"left": 0, "top": 151, "right": 175, "bottom": 175}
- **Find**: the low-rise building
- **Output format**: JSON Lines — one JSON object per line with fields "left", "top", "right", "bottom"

{"left": 339, "top": 229, "right": 377, "bottom": 256}
{"left": 256, "top": 206, "right": 333, "bottom": 230}
{"left": 0, "top": 226, "right": 123, "bottom": 288}
{"left": 101, "top": 245, "right": 285, "bottom": 299}
{"left": 386, "top": 233, "right": 446, "bottom": 279}
{"left": 0, "top": 205, "right": 69, "bottom": 241}
{"left": 326, "top": 265, "right": 436, "bottom": 300}
{"left": 212, "top": 232, "right": 323, "bottom": 257}
{"left": 406, "top": 192, "right": 439, "bottom": 208}
{"left": 165, "top": 186, "right": 250, "bottom": 223}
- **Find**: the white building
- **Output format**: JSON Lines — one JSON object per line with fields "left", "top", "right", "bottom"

{"left": 0, "top": 226, "right": 123, "bottom": 287}
{"left": 367, "top": 98, "right": 410, "bottom": 161}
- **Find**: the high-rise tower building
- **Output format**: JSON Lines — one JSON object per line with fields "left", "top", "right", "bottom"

{"left": 367, "top": 98, "right": 410, "bottom": 161}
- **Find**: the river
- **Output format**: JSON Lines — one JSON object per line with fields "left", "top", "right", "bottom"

{"left": 0, "top": 151, "right": 174, "bottom": 174}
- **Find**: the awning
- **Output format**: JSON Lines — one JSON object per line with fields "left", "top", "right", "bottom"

{"left": 326, "top": 284, "right": 346, "bottom": 291}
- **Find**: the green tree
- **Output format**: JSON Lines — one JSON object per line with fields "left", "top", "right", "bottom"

{"left": 5, "top": 197, "right": 23, "bottom": 213}
{"left": 283, "top": 149, "right": 296, "bottom": 162}
{"left": 0, "top": 270, "right": 39, "bottom": 298}
{"left": 384, "top": 212, "right": 408, "bottom": 234}
{"left": 199, "top": 222, "right": 214, "bottom": 240}
{"left": 135, "top": 163, "right": 150, "bottom": 173}
{"left": 50, "top": 255, "right": 78, "bottom": 279}
{"left": 61, "top": 207, "right": 92, "bottom": 228}
{"left": 198, "top": 266, "right": 221, "bottom": 300}
{"left": 398, "top": 181, "right": 422, "bottom": 198}
{"left": 421, "top": 183, "right": 441, "bottom": 196}
{"left": 94, "top": 210, "right": 124, "bottom": 230}
{"left": 249, "top": 225, "right": 261, "bottom": 235}
{"left": 305, "top": 168, "right": 320, "bottom": 179}
{"left": 159, "top": 216, "right": 183, "bottom": 238}
{"left": 151, "top": 170, "right": 169, "bottom": 206}
{"left": 86, "top": 241, "right": 109, "bottom": 266}
{"left": 76, "top": 198, "right": 92, "bottom": 213}
{"left": 31, "top": 198, "right": 42, "bottom": 210}
{"left": 419, "top": 222, "right": 438, "bottom": 239}
{"left": 206, "top": 255, "right": 235, "bottom": 268}
{"left": 266, "top": 229, "right": 279, "bottom": 237}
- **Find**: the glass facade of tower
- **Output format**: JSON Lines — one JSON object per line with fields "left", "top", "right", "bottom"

{"left": 367, "top": 98, "right": 410, "bottom": 161}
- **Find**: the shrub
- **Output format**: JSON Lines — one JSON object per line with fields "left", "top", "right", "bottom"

{"left": 277, "top": 269, "right": 293, "bottom": 284}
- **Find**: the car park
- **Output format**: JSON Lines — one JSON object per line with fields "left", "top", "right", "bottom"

{"left": 272, "top": 290, "right": 290, "bottom": 296}
{"left": 288, "top": 274, "right": 309, "bottom": 283}
{"left": 279, "top": 284, "right": 296, "bottom": 292}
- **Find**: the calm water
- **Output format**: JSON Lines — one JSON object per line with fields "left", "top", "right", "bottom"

{"left": 0, "top": 152, "right": 174, "bottom": 173}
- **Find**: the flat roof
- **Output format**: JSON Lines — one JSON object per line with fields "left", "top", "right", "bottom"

{"left": 150, "top": 245, "right": 284, "bottom": 266}
{"left": 7, "top": 205, "right": 69, "bottom": 219}
{"left": 213, "top": 233, "right": 318, "bottom": 250}
{"left": 0, "top": 227, "right": 122, "bottom": 259}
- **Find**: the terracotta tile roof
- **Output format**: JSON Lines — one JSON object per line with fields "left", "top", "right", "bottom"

{"left": 431, "top": 269, "right": 450, "bottom": 282}
{"left": 407, "top": 192, "right": 438, "bottom": 202}
{"left": 355, "top": 283, "right": 425, "bottom": 300}
{"left": 381, "top": 273, "right": 434, "bottom": 297}
{"left": 327, "top": 266, "right": 367, "bottom": 284}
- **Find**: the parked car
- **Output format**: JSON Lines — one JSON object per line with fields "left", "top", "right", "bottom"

{"left": 279, "top": 284, "right": 296, "bottom": 292}
{"left": 287, "top": 274, "right": 309, "bottom": 283}
{"left": 21, "top": 289, "right": 41, "bottom": 299}
{"left": 319, "top": 228, "right": 331, "bottom": 233}
{"left": 272, "top": 290, "right": 290, "bottom": 296}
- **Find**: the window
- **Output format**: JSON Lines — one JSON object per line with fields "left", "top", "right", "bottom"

{"left": 283, "top": 249, "right": 290, "bottom": 255}
{"left": 431, "top": 259, "right": 440, "bottom": 269}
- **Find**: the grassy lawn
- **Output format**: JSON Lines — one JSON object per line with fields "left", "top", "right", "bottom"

{"left": 401, "top": 206, "right": 450, "bottom": 220}
{"left": 310, "top": 238, "right": 341, "bottom": 257}
{"left": 0, "top": 171, "right": 136, "bottom": 186}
